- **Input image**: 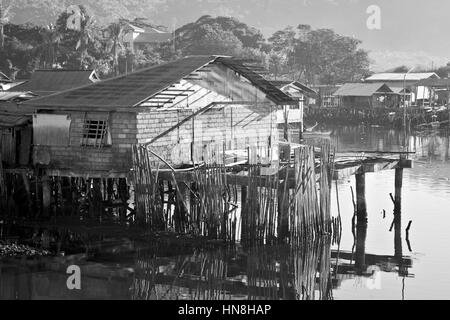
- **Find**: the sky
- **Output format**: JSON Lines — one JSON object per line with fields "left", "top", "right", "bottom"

{"left": 154, "top": 0, "right": 450, "bottom": 71}
{"left": 177, "top": 0, "right": 449, "bottom": 57}
{"left": 145, "top": 0, "right": 450, "bottom": 71}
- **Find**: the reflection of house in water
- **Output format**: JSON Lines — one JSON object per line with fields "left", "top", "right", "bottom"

{"left": 0, "top": 240, "right": 334, "bottom": 300}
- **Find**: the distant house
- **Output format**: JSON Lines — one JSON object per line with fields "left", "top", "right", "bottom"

{"left": 271, "top": 81, "right": 316, "bottom": 129}
{"left": 123, "top": 23, "right": 172, "bottom": 53}
{"left": 415, "top": 78, "right": 450, "bottom": 107}
{"left": 0, "top": 70, "right": 99, "bottom": 169}
{"left": 310, "top": 85, "right": 342, "bottom": 108}
{"left": 333, "top": 83, "right": 398, "bottom": 108}
{"left": 364, "top": 72, "right": 440, "bottom": 105}
{"left": 0, "top": 72, "right": 24, "bottom": 91}
{"left": 0, "top": 94, "right": 36, "bottom": 167}
{"left": 11, "top": 70, "right": 100, "bottom": 97}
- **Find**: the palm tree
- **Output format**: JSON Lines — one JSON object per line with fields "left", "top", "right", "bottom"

{"left": 106, "top": 20, "right": 128, "bottom": 75}
{"left": 40, "top": 24, "right": 62, "bottom": 68}
{"left": 0, "top": 0, "right": 13, "bottom": 49}
{"left": 75, "top": 13, "right": 98, "bottom": 69}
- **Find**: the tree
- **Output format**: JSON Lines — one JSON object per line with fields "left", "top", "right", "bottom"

{"left": 39, "top": 24, "right": 61, "bottom": 68}
{"left": 433, "top": 63, "right": 450, "bottom": 78}
{"left": 105, "top": 19, "right": 128, "bottom": 75}
{"left": 0, "top": 0, "right": 13, "bottom": 48}
{"left": 75, "top": 14, "right": 98, "bottom": 69}
{"left": 176, "top": 22, "right": 243, "bottom": 56}
{"left": 268, "top": 50, "right": 288, "bottom": 79}
{"left": 267, "top": 26, "right": 297, "bottom": 78}
{"left": 390, "top": 65, "right": 410, "bottom": 73}
{"left": 268, "top": 25, "right": 371, "bottom": 85}
{"left": 175, "top": 16, "right": 266, "bottom": 56}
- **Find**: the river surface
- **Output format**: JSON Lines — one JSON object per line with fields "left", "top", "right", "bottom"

{"left": 1, "top": 125, "right": 449, "bottom": 300}
{"left": 329, "top": 125, "right": 450, "bottom": 300}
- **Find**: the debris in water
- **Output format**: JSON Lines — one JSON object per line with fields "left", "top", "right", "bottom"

{"left": 0, "top": 242, "right": 52, "bottom": 257}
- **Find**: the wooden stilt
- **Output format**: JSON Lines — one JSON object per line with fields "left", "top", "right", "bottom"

{"left": 355, "top": 173, "right": 367, "bottom": 223}
{"left": 42, "top": 175, "right": 51, "bottom": 217}
{"left": 277, "top": 184, "right": 289, "bottom": 241}
{"left": 394, "top": 167, "right": 403, "bottom": 214}
{"left": 20, "top": 172, "right": 32, "bottom": 216}
{"left": 240, "top": 186, "right": 248, "bottom": 242}
{"left": 355, "top": 172, "right": 367, "bottom": 273}
{"left": 394, "top": 166, "right": 404, "bottom": 258}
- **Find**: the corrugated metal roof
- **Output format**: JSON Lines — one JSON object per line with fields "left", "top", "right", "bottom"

{"left": 24, "top": 56, "right": 295, "bottom": 108}
{"left": 11, "top": 70, "right": 99, "bottom": 96}
{"left": 216, "top": 57, "right": 295, "bottom": 105}
{"left": 389, "top": 86, "right": 410, "bottom": 94}
{"left": 0, "top": 71, "right": 12, "bottom": 83}
{"left": 0, "top": 91, "right": 37, "bottom": 101}
{"left": 365, "top": 73, "right": 439, "bottom": 82}
{"left": 334, "top": 83, "right": 394, "bottom": 97}
{"left": 271, "top": 80, "right": 317, "bottom": 96}
{"left": 416, "top": 78, "right": 450, "bottom": 88}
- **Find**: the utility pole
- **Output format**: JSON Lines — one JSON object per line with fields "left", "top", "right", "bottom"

{"left": 403, "top": 67, "right": 416, "bottom": 128}
{"left": 172, "top": 18, "right": 177, "bottom": 54}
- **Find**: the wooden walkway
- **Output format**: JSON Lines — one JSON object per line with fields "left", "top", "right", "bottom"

{"left": 156, "top": 148, "right": 414, "bottom": 185}
{"left": 333, "top": 152, "right": 413, "bottom": 180}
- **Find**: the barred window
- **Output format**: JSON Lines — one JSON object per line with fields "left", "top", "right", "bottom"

{"left": 82, "top": 119, "right": 111, "bottom": 147}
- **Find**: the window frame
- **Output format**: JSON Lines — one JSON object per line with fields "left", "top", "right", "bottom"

{"left": 81, "top": 119, "right": 112, "bottom": 148}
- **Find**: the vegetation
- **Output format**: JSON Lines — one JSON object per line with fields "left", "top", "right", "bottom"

{"left": 0, "top": 6, "right": 371, "bottom": 85}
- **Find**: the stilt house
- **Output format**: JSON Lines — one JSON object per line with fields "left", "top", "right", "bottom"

{"left": 22, "top": 56, "right": 297, "bottom": 179}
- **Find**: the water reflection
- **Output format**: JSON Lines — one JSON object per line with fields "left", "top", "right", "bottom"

{"left": 0, "top": 232, "right": 335, "bottom": 300}
{"left": 2, "top": 126, "right": 450, "bottom": 300}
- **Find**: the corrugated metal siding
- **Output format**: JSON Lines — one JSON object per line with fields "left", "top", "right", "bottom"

{"left": 33, "top": 114, "right": 71, "bottom": 146}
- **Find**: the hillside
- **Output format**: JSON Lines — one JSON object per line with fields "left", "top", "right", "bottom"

{"left": 8, "top": 0, "right": 258, "bottom": 27}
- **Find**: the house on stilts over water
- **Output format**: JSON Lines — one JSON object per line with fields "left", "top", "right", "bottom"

{"left": 1, "top": 56, "right": 335, "bottom": 243}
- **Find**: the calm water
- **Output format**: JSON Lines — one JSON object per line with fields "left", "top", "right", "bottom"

{"left": 1, "top": 125, "right": 450, "bottom": 300}
{"left": 330, "top": 125, "right": 450, "bottom": 300}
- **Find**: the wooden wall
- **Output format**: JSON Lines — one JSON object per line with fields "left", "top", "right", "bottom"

{"left": 1, "top": 128, "right": 16, "bottom": 166}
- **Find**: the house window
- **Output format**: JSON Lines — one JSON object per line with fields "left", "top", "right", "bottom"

{"left": 82, "top": 119, "right": 111, "bottom": 147}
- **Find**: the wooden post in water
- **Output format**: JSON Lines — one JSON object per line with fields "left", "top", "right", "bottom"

{"left": 355, "top": 173, "right": 367, "bottom": 223}
{"left": 355, "top": 172, "right": 367, "bottom": 273}
{"left": 283, "top": 105, "right": 289, "bottom": 142}
{"left": 394, "top": 167, "right": 403, "bottom": 215}
{"left": 277, "top": 183, "right": 289, "bottom": 241}
{"left": 0, "top": 152, "right": 6, "bottom": 211}
{"left": 240, "top": 185, "right": 248, "bottom": 242}
{"left": 394, "top": 165, "right": 404, "bottom": 258}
